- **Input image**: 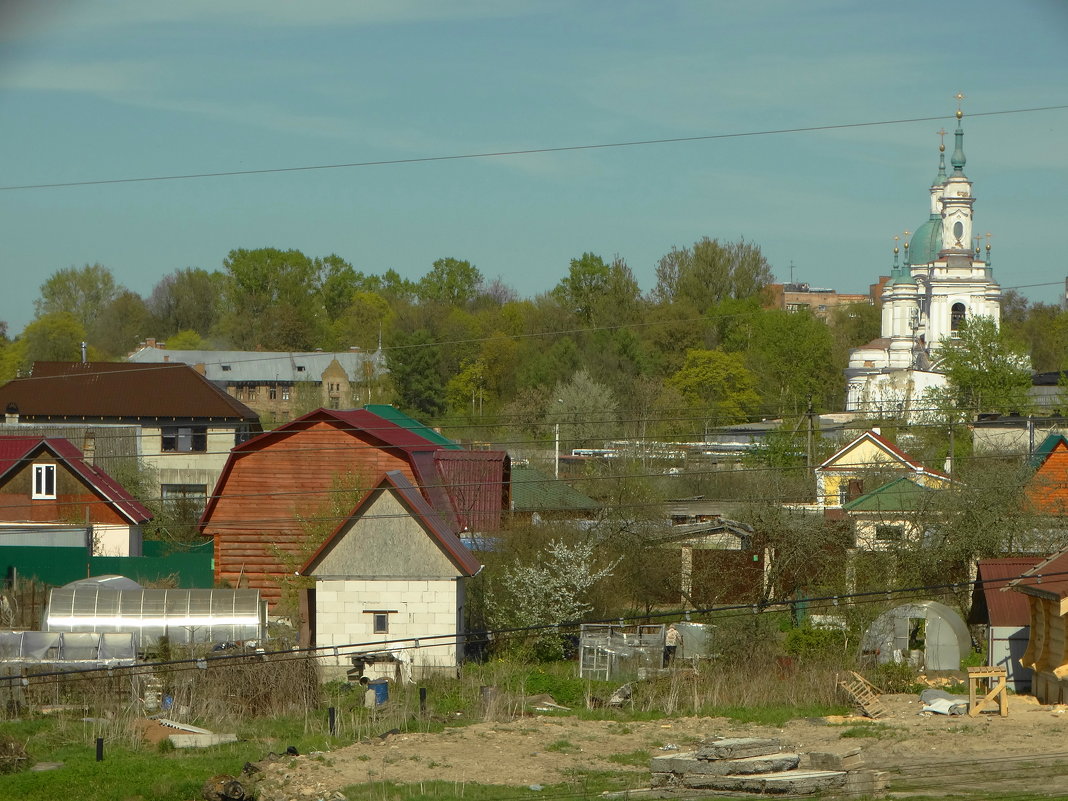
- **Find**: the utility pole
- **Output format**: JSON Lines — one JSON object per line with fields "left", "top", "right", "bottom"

{"left": 806, "top": 396, "right": 814, "bottom": 470}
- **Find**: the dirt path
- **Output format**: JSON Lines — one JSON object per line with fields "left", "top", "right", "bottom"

{"left": 252, "top": 694, "right": 1068, "bottom": 799}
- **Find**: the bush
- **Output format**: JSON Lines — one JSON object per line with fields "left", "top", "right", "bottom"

{"left": 783, "top": 626, "right": 847, "bottom": 661}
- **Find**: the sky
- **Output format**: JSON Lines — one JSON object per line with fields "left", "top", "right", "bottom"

{"left": 1, "top": 0, "right": 1066, "bottom": 336}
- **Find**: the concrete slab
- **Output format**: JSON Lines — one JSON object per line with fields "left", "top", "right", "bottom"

{"left": 652, "top": 752, "right": 801, "bottom": 776}
{"left": 684, "top": 768, "right": 846, "bottom": 794}
{"left": 168, "top": 733, "right": 239, "bottom": 749}
{"left": 694, "top": 737, "right": 782, "bottom": 760}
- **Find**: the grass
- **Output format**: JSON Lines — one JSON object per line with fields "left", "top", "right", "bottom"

{"left": 838, "top": 722, "right": 896, "bottom": 739}
{"left": 606, "top": 748, "right": 651, "bottom": 767}
{"left": 340, "top": 772, "right": 640, "bottom": 801}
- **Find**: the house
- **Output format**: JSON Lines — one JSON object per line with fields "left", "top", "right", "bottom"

{"left": 509, "top": 463, "right": 600, "bottom": 524}
{"left": 0, "top": 436, "right": 151, "bottom": 556}
{"left": 199, "top": 407, "right": 508, "bottom": 608}
{"left": 1008, "top": 547, "right": 1068, "bottom": 703}
{"left": 971, "top": 414, "right": 1067, "bottom": 457}
{"left": 1025, "top": 434, "right": 1068, "bottom": 517}
{"left": 970, "top": 557, "right": 1041, "bottom": 692}
{"left": 300, "top": 471, "right": 481, "bottom": 681}
{"left": 841, "top": 476, "right": 943, "bottom": 550}
{"left": 0, "top": 361, "right": 261, "bottom": 508}
{"left": 814, "top": 429, "right": 951, "bottom": 508}
{"left": 127, "top": 342, "right": 389, "bottom": 422}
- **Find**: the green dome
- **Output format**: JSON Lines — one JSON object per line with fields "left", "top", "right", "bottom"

{"left": 909, "top": 216, "right": 942, "bottom": 265}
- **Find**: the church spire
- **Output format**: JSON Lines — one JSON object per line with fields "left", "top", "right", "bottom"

{"left": 951, "top": 93, "right": 966, "bottom": 176}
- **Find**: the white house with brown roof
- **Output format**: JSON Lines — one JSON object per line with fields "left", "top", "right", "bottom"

{"left": 0, "top": 362, "right": 261, "bottom": 508}
{"left": 300, "top": 470, "right": 482, "bottom": 682}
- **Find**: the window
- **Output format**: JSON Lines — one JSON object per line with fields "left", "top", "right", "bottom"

{"left": 268, "top": 385, "right": 277, "bottom": 400}
{"left": 247, "top": 386, "right": 257, "bottom": 401}
{"left": 32, "top": 464, "right": 56, "bottom": 499}
{"left": 875, "top": 525, "right": 904, "bottom": 542}
{"left": 221, "top": 365, "right": 232, "bottom": 372}
{"left": 281, "top": 387, "right": 290, "bottom": 401}
{"left": 161, "top": 426, "right": 208, "bottom": 452}
{"left": 296, "top": 365, "right": 306, "bottom": 373}
{"left": 951, "top": 302, "right": 966, "bottom": 333}
{"left": 365, "top": 610, "right": 396, "bottom": 634}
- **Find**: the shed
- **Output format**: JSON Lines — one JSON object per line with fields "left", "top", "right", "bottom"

{"left": 970, "top": 558, "right": 1041, "bottom": 692}
{"left": 1008, "top": 547, "right": 1068, "bottom": 703}
{"left": 860, "top": 600, "right": 970, "bottom": 671}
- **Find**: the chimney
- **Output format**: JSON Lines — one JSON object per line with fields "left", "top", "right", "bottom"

{"left": 83, "top": 432, "right": 96, "bottom": 466}
{"left": 81, "top": 341, "right": 87, "bottom": 364}
{"left": 871, "top": 426, "right": 881, "bottom": 436}
{"left": 146, "top": 337, "right": 157, "bottom": 348}
{"left": 847, "top": 478, "right": 865, "bottom": 501}
{"left": 4, "top": 403, "right": 18, "bottom": 425}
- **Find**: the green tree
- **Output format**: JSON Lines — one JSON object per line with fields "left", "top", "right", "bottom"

{"left": 387, "top": 329, "right": 445, "bottom": 418}
{"left": 417, "top": 257, "right": 484, "bottom": 307}
{"left": 549, "top": 369, "right": 619, "bottom": 452}
{"left": 667, "top": 348, "right": 761, "bottom": 428}
{"left": 148, "top": 267, "right": 223, "bottom": 338}
{"left": 91, "top": 290, "right": 153, "bottom": 357}
{"left": 219, "top": 248, "right": 325, "bottom": 350}
{"left": 653, "top": 238, "right": 773, "bottom": 311}
{"left": 165, "top": 329, "right": 210, "bottom": 350}
{"left": 35, "top": 263, "right": 119, "bottom": 329}
{"left": 19, "top": 313, "right": 89, "bottom": 369}
{"left": 552, "top": 253, "right": 641, "bottom": 326}
{"left": 933, "top": 315, "right": 1032, "bottom": 415}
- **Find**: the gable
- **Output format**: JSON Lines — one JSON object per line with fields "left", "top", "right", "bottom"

{"left": 821, "top": 436, "right": 907, "bottom": 472}
{"left": 308, "top": 490, "right": 462, "bottom": 579}
{"left": 1028, "top": 440, "right": 1068, "bottom": 515}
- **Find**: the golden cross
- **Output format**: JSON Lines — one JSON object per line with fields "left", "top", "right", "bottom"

{"left": 937, "top": 128, "right": 947, "bottom": 147}
{"left": 955, "top": 92, "right": 965, "bottom": 111}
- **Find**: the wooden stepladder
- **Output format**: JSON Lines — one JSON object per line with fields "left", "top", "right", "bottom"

{"left": 967, "top": 666, "right": 1008, "bottom": 717}
{"left": 838, "top": 671, "right": 886, "bottom": 719}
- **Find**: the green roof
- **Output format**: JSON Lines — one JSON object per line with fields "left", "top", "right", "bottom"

{"left": 363, "top": 404, "right": 462, "bottom": 449}
{"left": 1031, "top": 434, "right": 1068, "bottom": 470}
{"left": 909, "top": 216, "right": 943, "bottom": 266}
{"left": 842, "top": 475, "right": 941, "bottom": 513}
{"left": 510, "top": 465, "right": 600, "bottom": 513}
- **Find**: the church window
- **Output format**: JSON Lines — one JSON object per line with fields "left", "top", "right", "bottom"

{"left": 951, "top": 302, "right": 966, "bottom": 333}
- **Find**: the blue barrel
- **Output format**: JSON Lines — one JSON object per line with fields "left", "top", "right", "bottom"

{"left": 368, "top": 678, "right": 389, "bottom": 705}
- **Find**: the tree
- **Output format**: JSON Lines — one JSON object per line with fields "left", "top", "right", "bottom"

{"left": 485, "top": 538, "right": 618, "bottom": 660}
{"left": 549, "top": 369, "right": 619, "bottom": 452}
{"left": 417, "top": 257, "right": 483, "bottom": 307}
{"left": 218, "top": 248, "right": 325, "bottom": 350}
{"left": 933, "top": 315, "right": 1032, "bottom": 415}
{"left": 91, "top": 290, "right": 153, "bottom": 357}
{"left": 18, "top": 313, "right": 88, "bottom": 370}
{"left": 165, "top": 329, "right": 209, "bottom": 350}
{"left": 386, "top": 329, "right": 445, "bottom": 418}
{"left": 35, "top": 263, "right": 119, "bottom": 329}
{"left": 552, "top": 253, "right": 641, "bottom": 325}
{"left": 652, "top": 238, "right": 773, "bottom": 311}
{"left": 667, "top": 348, "right": 761, "bottom": 427}
{"left": 148, "top": 268, "right": 222, "bottom": 338}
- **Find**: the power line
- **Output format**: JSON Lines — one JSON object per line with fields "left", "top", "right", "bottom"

{"left": 2, "top": 104, "right": 1067, "bottom": 192}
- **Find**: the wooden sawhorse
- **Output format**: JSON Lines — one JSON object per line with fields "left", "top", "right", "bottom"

{"left": 967, "top": 666, "right": 1008, "bottom": 717}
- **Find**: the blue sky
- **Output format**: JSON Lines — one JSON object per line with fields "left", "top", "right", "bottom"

{"left": 1, "top": 1, "right": 1066, "bottom": 336}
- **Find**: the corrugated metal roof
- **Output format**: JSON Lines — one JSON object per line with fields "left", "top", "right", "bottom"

{"left": 974, "top": 558, "right": 1041, "bottom": 626}
{"left": 510, "top": 465, "right": 599, "bottom": 513}
{"left": 1008, "top": 548, "right": 1068, "bottom": 601}
{"left": 1031, "top": 434, "right": 1068, "bottom": 469}
{"left": 1, "top": 362, "right": 259, "bottom": 421}
{"left": 0, "top": 436, "right": 151, "bottom": 524}
{"left": 818, "top": 429, "right": 951, "bottom": 481}
{"left": 128, "top": 346, "right": 388, "bottom": 384}
{"left": 842, "top": 476, "right": 941, "bottom": 513}
{"left": 434, "top": 450, "right": 509, "bottom": 532}
{"left": 364, "top": 404, "right": 461, "bottom": 449}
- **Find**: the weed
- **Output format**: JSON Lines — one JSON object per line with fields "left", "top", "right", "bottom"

{"left": 839, "top": 723, "right": 895, "bottom": 739}
{"left": 606, "top": 749, "right": 650, "bottom": 767}
{"left": 545, "top": 738, "right": 577, "bottom": 753}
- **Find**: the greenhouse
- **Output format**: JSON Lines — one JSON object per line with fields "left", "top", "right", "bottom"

{"left": 0, "top": 630, "right": 136, "bottom": 667}
{"left": 44, "top": 582, "right": 267, "bottom": 650}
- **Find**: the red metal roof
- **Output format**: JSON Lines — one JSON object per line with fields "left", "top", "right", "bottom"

{"left": 1009, "top": 548, "right": 1068, "bottom": 601}
{"left": 0, "top": 436, "right": 151, "bottom": 524}
{"left": 434, "top": 450, "right": 509, "bottom": 532}
{"left": 817, "top": 429, "right": 951, "bottom": 481}
{"left": 976, "top": 558, "right": 1041, "bottom": 626}
{"left": 0, "top": 362, "right": 259, "bottom": 421}
{"left": 301, "top": 470, "right": 481, "bottom": 578}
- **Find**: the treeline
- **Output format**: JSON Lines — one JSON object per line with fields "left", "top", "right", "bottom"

{"left": 3, "top": 241, "right": 1065, "bottom": 442}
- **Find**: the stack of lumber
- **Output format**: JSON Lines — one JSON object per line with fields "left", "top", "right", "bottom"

{"left": 649, "top": 737, "right": 886, "bottom": 797}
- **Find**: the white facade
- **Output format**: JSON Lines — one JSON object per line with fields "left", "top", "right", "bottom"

{"left": 846, "top": 110, "right": 1001, "bottom": 417}
{"left": 313, "top": 578, "right": 465, "bottom": 681}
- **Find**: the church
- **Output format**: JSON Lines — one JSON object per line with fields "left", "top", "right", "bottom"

{"left": 845, "top": 105, "right": 1002, "bottom": 416}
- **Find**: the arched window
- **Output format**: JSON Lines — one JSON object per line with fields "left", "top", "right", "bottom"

{"left": 951, "top": 302, "right": 966, "bottom": 333}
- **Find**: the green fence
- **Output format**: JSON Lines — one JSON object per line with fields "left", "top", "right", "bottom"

{"left": 0, "top": 540, "right": 214, "bottom": 589}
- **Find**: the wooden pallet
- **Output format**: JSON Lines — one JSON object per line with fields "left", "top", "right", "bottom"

{"left": 838, "top": 671, "right": 887, "bottom": 719}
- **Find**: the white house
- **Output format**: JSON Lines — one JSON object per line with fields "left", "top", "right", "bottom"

{"left": 300, "top": 470, "right": 482, "bottom": 682}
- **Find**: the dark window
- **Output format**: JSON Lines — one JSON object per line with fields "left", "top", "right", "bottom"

{"left": 161, "top": 426, "right": 208, "bottom": 452}
{"left": 268, "top": 385, "right": 277, "bottom": 400}
{"left": 373, "top": 613, "right": 389, "bottom": 634}
{"left": 875, "top": 525, "right": 903, "bottom": 542}
{"left": 951, "top": 302, "right": 966, "bottom": 332}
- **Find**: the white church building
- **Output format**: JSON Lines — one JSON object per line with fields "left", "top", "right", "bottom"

{"left": 845, "top": 107, "right": 1001, "bottom": 417}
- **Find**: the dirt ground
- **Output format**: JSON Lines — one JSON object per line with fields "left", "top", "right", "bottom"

{"left": 251, "top": 693, "right": 1068, "bottom": 799}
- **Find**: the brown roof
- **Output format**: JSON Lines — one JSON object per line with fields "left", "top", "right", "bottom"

{"left": 0, "top": 362, "right": 259, "bottom": 421}
{"left": 973, "top": 558, "right": 1041, "bottom": 626}
{"left": 1009, "top": 548, "right": 1068, "bottom": 603}
{"left": 818, "top": 429, "right": 951, "bottom": 481}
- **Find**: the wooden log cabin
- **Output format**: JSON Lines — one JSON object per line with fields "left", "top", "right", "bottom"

{"left": 199, "top": 408, "right": 508, "bottom": 609}
{"left": 1010, "top": 548, "right": 1068, "bottom": 703}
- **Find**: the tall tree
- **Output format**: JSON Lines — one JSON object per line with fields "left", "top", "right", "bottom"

{"left": 218, "top": 248, "right": 325, "bottom": 350}
{"left": 549, "top": 369, "right": 619, "bottom": 451}
{"left": 667, "top": 348, "right": 762, "bottom": 428}
{"left": 148, "top": 267, "right": 222, "bottom": 338}
{"left": 417, "top": 257, "right": 483, "bottom": 307}
{"left": 91, "top": 290, "right": 153, "bottom": 357}
{"left": 552, "top": 253, "right": 640, "bottom": 325}
{"left": 652, "top": 237, "right": 773, "bottom": 311}
{"left": 35, "top": 263, "right": 119, "bottom": 329}
{"left": 387, "top": 329, "right": 445, "bottom": 418}
{"left": 932, "top": 315, "right": 1032, "bottom": 415}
